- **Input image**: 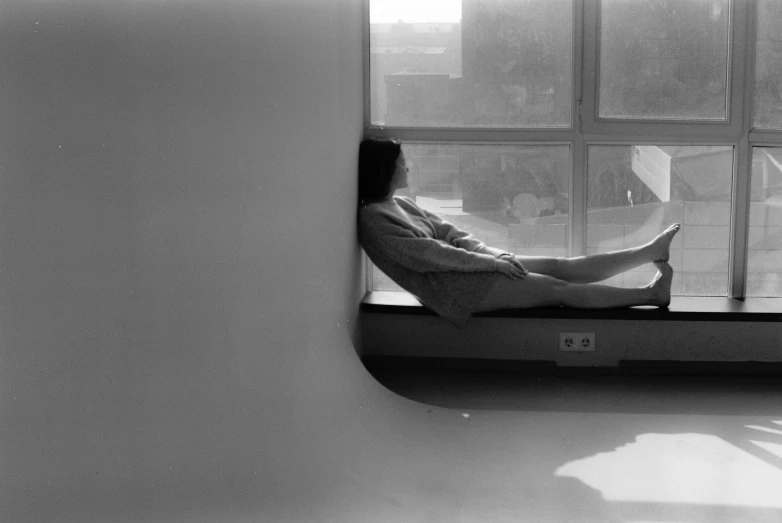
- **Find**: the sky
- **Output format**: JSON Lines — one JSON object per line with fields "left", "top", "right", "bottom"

{"left": 370, "top": 0, "right": 462, "bottom": 23}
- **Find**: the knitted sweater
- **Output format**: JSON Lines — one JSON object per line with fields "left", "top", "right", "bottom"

{"left": 358, "top": 196, "right": 510, "bottom": 326}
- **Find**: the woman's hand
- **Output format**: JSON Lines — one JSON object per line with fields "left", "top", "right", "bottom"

{"left": 496, "top": 255, "right": 528, "bottom": 280}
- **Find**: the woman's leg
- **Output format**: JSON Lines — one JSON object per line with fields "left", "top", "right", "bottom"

{"left": 513, "top": 223, "right": 680, "bottom": 284}
{"left": 475, "top": 261, "right": 673, "bottom": 311}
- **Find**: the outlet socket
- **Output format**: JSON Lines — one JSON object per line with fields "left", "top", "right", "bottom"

{"left": 559, "top": 332, "right": 595, "bottom": 352}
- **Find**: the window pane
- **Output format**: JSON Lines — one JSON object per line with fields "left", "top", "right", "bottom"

{"left": 747, "top": 148, "right": 782, "bottom": 296}
{"left": 369, "top": 0, "right": 573, "bottom": 128}
{"left": 599, "top": 0, "right": 729, "bottom": 120}
{"left": 587, "top": 145, "right": 733, "bottom": 296}
{"left": 373, "top": 142, "right": 571, "bottom": 291}
{"left": 754, "top": 0, "right": 782, "bottom": 129}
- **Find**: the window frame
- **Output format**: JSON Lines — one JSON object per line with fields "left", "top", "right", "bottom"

{"left": 362, "top": 0, "right": 782, "bottom": 300}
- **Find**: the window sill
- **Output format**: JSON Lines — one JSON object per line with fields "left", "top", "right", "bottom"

{"left": 361, "top": 291, "right": 782, "bottom": 322}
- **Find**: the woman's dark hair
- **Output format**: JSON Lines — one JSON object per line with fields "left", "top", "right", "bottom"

{"left": 358, "top": 137, "right": 402, "bottom": 205}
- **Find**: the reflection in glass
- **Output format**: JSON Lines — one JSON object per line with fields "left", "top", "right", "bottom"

{"left": 369, "top": 0, "right": 573, "bottom": 128}
{"left": 373, "top": 143, "right": 570, "bottom": 291}
{"left": 747, "top": 148, "right": 782, "bottom": 296}
{"left": 599, "top": 0, "right": 729, "bottom": 120}
{"left": 587, "top": 145, "right": 733, "bottom": 296}
{"left": 754, "top": 0, "right": 782, "bottom": 129}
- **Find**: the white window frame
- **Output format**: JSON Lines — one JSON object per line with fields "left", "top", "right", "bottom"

{"left": 362, "top": 0, "right": 782, "bottom": 300}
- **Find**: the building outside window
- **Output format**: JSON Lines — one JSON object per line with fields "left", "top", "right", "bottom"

{"left": 366, "top": 0, "right": 782, "bottom": 299}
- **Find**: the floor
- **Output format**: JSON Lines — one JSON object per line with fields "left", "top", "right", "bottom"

{"left": 365, "top": 368, "right": 782, "bottom": 523}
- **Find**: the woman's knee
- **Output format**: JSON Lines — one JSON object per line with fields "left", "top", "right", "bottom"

{"left": 551, "top": 257, "right": 569, "bottom": 279}
{"left": 513, "top": 255, "right": 567, "bottom": 278}
{"left": 540, "top": 273, "right": 568, "bottom": 305}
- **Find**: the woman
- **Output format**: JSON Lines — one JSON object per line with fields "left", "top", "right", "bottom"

{"left": 357, "top": 137, "right": 677, "bottom": 327}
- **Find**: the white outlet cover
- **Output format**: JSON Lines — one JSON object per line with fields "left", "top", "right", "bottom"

{"left": 559, "top": 332, "right": 595, "bottom": 352}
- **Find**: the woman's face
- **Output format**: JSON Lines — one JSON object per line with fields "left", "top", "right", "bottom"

{"left": 390, "top": 152, "right": 409, "bottom": 191}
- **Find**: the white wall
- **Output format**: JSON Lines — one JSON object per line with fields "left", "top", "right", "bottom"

{"left": 0, "top": 1, "right": 422, "bottom": 521}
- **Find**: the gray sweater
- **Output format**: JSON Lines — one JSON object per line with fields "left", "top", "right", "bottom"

{"left": 358, "top": 196, "right": 510, "bottom": 326}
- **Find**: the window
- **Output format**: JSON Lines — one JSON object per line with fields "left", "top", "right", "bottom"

{"left": 369, "top": 1, "right": 572, "bottom": 127}
{"left": 366, "top": 0, "right": 782, "bottom": 299}
{"left": 587, "top": 145, "right": 732, "bottom": 295}
{"left": 754, "top": 0, "right": 782, "bottom": 129}
{"left": 598, "top": 0, "right": 730, "bottom": 121}
{"left": 748, "top": 147, "right": 782, "bottom": 296}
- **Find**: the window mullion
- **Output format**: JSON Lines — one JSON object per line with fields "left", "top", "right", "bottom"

{"left": 580, "top": 0, "right": 599, "bottom": 132}
{"left": 749, "top": 130, "right": 782, "bottom": 146}
{"left": 729, "top": 0, "right": 756, "bottom": 299}
{"left": 730, "top": 138, "right": 751, "bottom": 298}
{"left": 365, "top": 127, "right": 578, "bottom": 144}
{"left": 571, "top": 137, "right": 587, "bottom": 257}
{"left": 569, "top": 0, "right": 587, "bottom": 258}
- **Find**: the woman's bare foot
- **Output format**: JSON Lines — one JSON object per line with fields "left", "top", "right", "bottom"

{"left": 644, "top": 223, "right": 681, "bottom": 262}
{"left": 646, "top": 260, "right": 673, "bottom": 307}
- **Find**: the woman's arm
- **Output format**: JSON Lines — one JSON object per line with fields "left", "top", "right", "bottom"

{"left": 360, "top": 218, "right": 501, "bottom": 273}
{"left": 414, "top": 203, "right": 510, "bottom": 258}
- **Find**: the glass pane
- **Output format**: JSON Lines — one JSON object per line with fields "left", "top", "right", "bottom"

{"left": 599, "top": 0, "right": 730, "bottom": 120}
{"left": 754, "top": 0, "right": 782, "bottom": 129}
{"left": 747, "top": 148, "right": 782, "bottom": 296}
{"left": 369, "top": 0, "right": 573, "bottom": 128}
{"left": 373, "top": 142, "right": 571, "bottom": 291}
{"left": 587, "top": 145, "right": 733, "bottom": 296}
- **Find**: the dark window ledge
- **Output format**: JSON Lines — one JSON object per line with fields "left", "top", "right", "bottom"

{"left": 362, "top": 355, "right": 782, "bottom": 377}
{"left": 361, "top": 291, "right": 782, "bottom": 322}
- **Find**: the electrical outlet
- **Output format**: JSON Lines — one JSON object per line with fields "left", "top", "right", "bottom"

{"left": 559, "top": 332, "right": 595, "bottom": 352}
